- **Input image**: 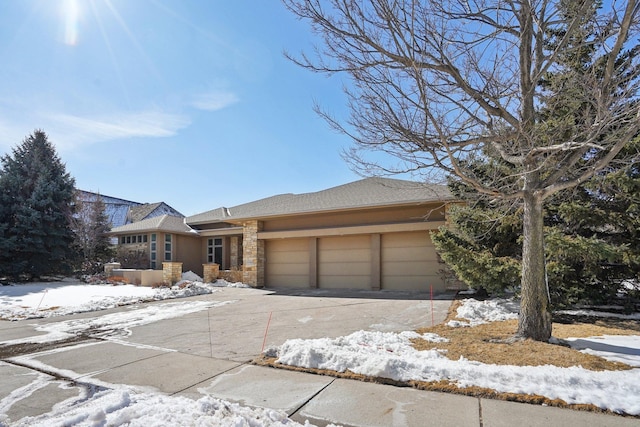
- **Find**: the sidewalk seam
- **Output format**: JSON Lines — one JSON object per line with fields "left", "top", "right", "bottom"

{"left": 169, "top": 361, "right": 249, "bottom": 396}
{"left": 478, "top": 397, "right": 484, "bottom": 427}
{"left": 289, "top": 378, "right": 336, "bottom": 418}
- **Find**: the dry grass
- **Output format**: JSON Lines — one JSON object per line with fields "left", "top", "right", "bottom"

{"left": 254, "top": 298, "right": 640, "bottom": 417}
{"left": 413, "top": 300, "right": 635, "bottom": 371}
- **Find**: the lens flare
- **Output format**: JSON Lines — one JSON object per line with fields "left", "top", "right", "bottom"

{"left": 63, "top": 0, "right": 79, "bottom": 46}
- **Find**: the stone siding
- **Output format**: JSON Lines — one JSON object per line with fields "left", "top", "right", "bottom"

{"left": 162, "top": 262, "right": 183, "bottom": 285}
{"left": 242, "top": 220, "right": 264, "bottom": 287}
{"left": 203, "top": 263, "right": 220, "bottom": 283}
{"left": 230, "top": 236, "right": 240, "bottom": 268}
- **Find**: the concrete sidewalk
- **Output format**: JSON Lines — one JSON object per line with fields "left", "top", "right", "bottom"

{"left": 0, "top": 288, "right": 637, "bottom": 426}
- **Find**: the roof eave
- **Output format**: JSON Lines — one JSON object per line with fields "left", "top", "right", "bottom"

{"left": 185, "top": 197, "right": 458, "bottom": 226}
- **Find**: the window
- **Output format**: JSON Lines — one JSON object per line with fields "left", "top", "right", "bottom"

{"left": 150, "top": 233, "right": 157, "bottom": 269}
{"left": 164, "top": 234, "right": 172, "bottom": 261}
{"left": 120, "top": 234, "right": 148, "bottom": 245}
{"left": 207, "top": 238, "right": 223, "bottom": 267}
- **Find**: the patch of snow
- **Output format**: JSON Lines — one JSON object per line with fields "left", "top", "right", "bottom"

{"left": 556, "top": 309, "right": 640, "bottom": 320}
{"left": 565, "top": 335, "right": 640, "bottom": 367}
{"left": 621, "top": 279, "right": 639, "bottom": 291}
{"left": 211, "top": 279, "right": 250, "bottom": 288}
{"left": 446, "top": 298, "right": 519, "bottom": 327}
{"left": 181, "top": 271, "right": 203, "bottom": 282}
{"left": 0, "top": 279, "right": 251, "bottom": 320}
{"left": 1, "top": 300, "right": 233, "bottom": 346}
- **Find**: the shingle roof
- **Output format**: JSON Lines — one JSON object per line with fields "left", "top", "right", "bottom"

{"left": 128, "top": 203, "right": 163, "bottom": 223}
{"left": 109, "top": 214, "right": 197, "bottom": 236}
{"left": 186, "top": 177, "right": 453, "bottom": 225}
{"left": 127, "top": 202, "right": 185, "bottom": 223}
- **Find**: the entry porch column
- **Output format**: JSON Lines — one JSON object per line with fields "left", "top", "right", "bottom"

{"left": 242, "top": 220, "right": 264, "bottom": 287}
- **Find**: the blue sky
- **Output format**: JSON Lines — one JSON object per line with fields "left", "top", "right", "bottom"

{"left": 0, "top": 0, "right": 360, "bottom": 215}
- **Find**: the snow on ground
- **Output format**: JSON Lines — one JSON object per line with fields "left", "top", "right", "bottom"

{"left": 1, "top": 300, "right": 233, "bottom": 346}
{"left": 272, "top": 298, "right": 640, "bottom": 416}
{"left": 556, "top": 308, "right": 640, "bottom": 320}
{"left": 0, "top": 274, "right": 245, "bottom": 321}
{"left": 4, "top": 380, "right": 316, "bottom": 427}
{"left": 0, "top": 278, "right": 327, "bottom": 427}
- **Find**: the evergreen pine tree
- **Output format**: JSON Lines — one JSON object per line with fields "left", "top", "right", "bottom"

{"left": 0, "top": 130, "right": 77, "bottom": 280}
{"left": 434, "top": 148, "right": 640, "bottom": 307}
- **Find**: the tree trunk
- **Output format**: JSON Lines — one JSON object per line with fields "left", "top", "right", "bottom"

{"left": 517, "top": 190, "right": 552, "bottom": 341}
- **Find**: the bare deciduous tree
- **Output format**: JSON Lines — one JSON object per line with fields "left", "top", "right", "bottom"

{"left": 283, "top": 0, "right": 640, "bottom": 340}
{"left": 71, "top": 194, "right": 114, "bottom": 274}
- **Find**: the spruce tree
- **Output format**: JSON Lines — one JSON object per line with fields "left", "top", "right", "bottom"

{"left": 433, "top": 142, "right": 640, "bottom": 307}
{"left": 0, "top": 130, "right": 77, "bottom": 280}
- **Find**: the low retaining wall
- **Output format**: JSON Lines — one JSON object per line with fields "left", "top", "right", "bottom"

{"left": 110, "top": 269, "right": 164, "bottom": 287}
{"left": 219, "top": 269, "right": 243, "bottom": 283}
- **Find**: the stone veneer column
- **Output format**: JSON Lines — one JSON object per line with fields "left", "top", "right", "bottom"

{"left": 203, "top": 263, "right": 220, "bottom": 283}
{"left": 242, "top": 220, "right": 264, "bottom": 287}
{"left": 163, "top": 262, "right": 183, "bottom": 285}
{"left": 230, "top": 236, "right": 239, "bottom": 268}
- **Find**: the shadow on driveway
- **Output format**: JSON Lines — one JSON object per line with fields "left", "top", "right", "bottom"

{"left": 263, "top": 287, "right": 458, "bottom": 301}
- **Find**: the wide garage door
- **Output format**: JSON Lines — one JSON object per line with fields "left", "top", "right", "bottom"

{"left": 318, "top": 235, "right": 371, "bottom": 290}
{"left": 381, "top": 231, "right": 442, "bottom": 292}
{"left": 265, "top": 238, "right": 309, "bottom": 288}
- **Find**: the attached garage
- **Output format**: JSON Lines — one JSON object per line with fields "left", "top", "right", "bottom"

{"left": 381, "top": 232, "right": 441, "bottom": 291}
{"left": 265, "top": 238, "right": 309, "bottom": 288}
{"left": 263, "top": 231, "right": 446, "bottom": 292}
{"left": 318, "top": 235, "right": 371, "bottom": 290}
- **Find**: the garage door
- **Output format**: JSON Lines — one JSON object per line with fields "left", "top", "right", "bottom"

{"left": 265, "top": 238, "right": 309, "bottom": 288}
{"left": 318, "top": 235, "right": 371, "bottom": 290}
{"left": 381, "top": 232, "right": 443, "bottom": 292}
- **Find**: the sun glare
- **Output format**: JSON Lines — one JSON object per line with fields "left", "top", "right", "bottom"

{"left": 63, "top": 0, "right": 80, "bottom": 46}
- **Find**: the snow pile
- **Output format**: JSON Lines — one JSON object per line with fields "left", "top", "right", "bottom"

{"left": 274, "top": 330, "right": 448, "bottom": 380}
{"left": 272, "top": 298, "right": 640, "bottom": 415}
{"left": 210, "top": 279, "right": 251, "bottom": 288}
{"left": 181, "top": 270, "right": 203, "bottom": 282}
{"left": 274, "top": 328, "right": 640, "bottom": 415}
{"left": 447, "top": 298, "right": 519, "bottom": 327}
{"left": 11, "top": 388, "right": 318, "bottom": 427}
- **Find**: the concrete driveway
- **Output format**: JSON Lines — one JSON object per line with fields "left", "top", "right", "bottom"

{"left": 120, "top": 287, "right": 452, "bottom": 362}
{"left": 1, "top": 287, "right": 637, "bottom": 426}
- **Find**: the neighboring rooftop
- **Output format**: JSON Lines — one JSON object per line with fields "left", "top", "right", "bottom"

{"left": 77, "top": 190, "right": 183, "bottom": 228}
{"left": 186, "top": 177, "right": 453, "bottom": 225}
{"left": 76, "top": 190, "right": 142, "bottom": 228}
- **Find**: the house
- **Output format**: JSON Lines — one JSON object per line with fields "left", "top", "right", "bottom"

{"left": 109, "top": 214, "right": 201, "bottom": 273}
{"left": 109, "top": 178, "right": 458, "bottom": 292}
